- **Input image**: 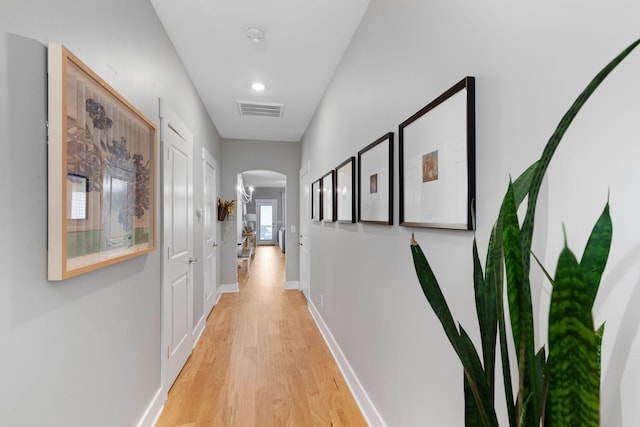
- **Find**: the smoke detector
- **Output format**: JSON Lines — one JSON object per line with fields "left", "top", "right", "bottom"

{"left": 245, "top": 26, "right": 264, "bottom": 44}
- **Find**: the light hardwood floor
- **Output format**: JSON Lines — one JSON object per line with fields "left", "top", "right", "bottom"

{"left": 155, "top": 245, "right": 367, "bottom": 426}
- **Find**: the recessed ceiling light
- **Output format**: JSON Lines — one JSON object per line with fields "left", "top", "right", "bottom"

{"left": 251, "top": 82, "right": 265, "bottom": 91}
{"left": 245, "top": 26, "right": 264, "bottom": 44}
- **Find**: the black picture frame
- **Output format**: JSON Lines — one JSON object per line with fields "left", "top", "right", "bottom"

{"left": 321, "top": 170, "right": 336, "bottom": 222}
{"left": 311, "top": 178, "right": 322, "bottom": 222}
{"left": 335, "top": 157, "right": 356, "bottom": 223}
{"left": 399, "top": 76, "right": 475, "bottom": 230}
{"left": 358, "top": 132, "right": 394, "bottom": 225}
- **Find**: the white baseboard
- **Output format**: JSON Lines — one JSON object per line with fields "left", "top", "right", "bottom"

{"left": 285, "top": 280, "right": 299, "bottom": 290}
{"left": 218, "top": 283, "right": 239, "bottom": 293}
{"left": 193, "top": 314, "right": 206, "bottom": 349}
{"left": 308, "top": 300, "right": 387, "bottom": 427}
{"left": 135, "top": 387, "right": 165, "bottom": 427}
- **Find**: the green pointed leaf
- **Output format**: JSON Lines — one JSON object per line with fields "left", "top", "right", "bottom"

{"left": 465, "top": 374, "right": 484, "bottom": 427}
{"left": 410, "top": 238, "right": 460, "bottom": 347}
{"left": 512, "top": 161, "right": 539, "bottom": 206}
{"left": 459, "top": 326, "right": 499, "bottom": 427}
{"left": 487, "top": 222, "right": 517, "bottom": 427}
{"left": 474, "top": 238, "right": 497, "bottom": 396}
{"left": 501, "top": 182, "right": 526, "bottom": 353}
{"left": 520, "top": 38, "right": 640, "bottom": 276}
{"left": 501, "top": 181, "right": 539, "bottom": 424}
{"left": 580, "top": 202, "right": 612, "bottom": 307}
{"left": 547, "top": 245, "right": 599, "bottom": 426}
{"left": 532, "top": 250, "right": 554, "bottom": 286}
{"left": 411, "top": 238, "right": 498, "bottom": 427}
{"left": 535, "top": 346, "right": 547, "bottom": 421}
{"left": 596, "top": 323, "right": 605, "bottom": 382}
{"left": 520, "top": 393, "right": 533, "bottom": 427}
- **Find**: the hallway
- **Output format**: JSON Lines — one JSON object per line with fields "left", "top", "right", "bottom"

{"left": 156, "top": 246, "right": 367, "bottom": 426}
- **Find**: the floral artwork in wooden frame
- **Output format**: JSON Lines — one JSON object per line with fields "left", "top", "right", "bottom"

{"left": 47, "top": 44, "right": 157, "bottom": 280}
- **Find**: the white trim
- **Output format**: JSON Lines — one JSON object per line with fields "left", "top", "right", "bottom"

{"left": 307, "top": 300, "right": 387, "bottom": 427}
{"left": 285, "top": 280, "right": 299, "bottom": 290}
{"left": 219, "top": 283, "right": 239, "bottom": 293}
{"left": 201, "top": 147, "right": 218, "bottom": 317}
{"left": 135, "top": 387, "right": 165, "bottom": 427}
{"left": 255, "top": 198, "right": 278, "bottom": 245}
{"left": 193, "top": 315, "right": 206, "bottom": 348}
{"left": 300, "top": 281, "right": 309, "bottom": 294}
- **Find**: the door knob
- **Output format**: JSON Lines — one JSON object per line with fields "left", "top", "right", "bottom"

{"left": 212, "top": 243, "right": 218, "bottom": 247}
{"left": 188, "top": 257, "right": 198, "bottom": 264}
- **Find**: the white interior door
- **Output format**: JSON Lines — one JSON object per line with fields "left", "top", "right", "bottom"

{"left": 202, "top": 148, "right": 217, "bottom": 316}
{"left": 299, "top": 164, "right": 311, "bottom": 298}
{"left": 256, "top": 199, "right": 277, "bottom": 245}
{"left": 161, "top": 100, "right": 194, "bottom": 391}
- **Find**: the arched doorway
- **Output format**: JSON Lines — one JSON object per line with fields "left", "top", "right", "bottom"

{"left": 237, "top": 169, "right": 287, "bottom": 261}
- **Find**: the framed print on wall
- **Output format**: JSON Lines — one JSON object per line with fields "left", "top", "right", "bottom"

{"left": 321, "top": 170, "right": 336, "bottom": 222}
{"left": 399, "top": 76, "right": 475, "bottom": 230}
{"left": 335, "top": 157, "right": 356, "bottom": 223}
{"left": 47, "top": 44, "right": 157, "bottom": 280}
{"left": 358, "top": 132, "right": 394, "bottom": 225}
{"left": 311, "top": 178, "right": 322, "bottom": 221}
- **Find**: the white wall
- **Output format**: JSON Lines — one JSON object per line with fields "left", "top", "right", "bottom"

{"left": 220, "top": 139, "right": 300, "bottom": 288}
{"left": 0, "top": 0, "right": 221, "bottom": 425}
{"left": 301, "top": 0, "right": 640, "bottom": 425}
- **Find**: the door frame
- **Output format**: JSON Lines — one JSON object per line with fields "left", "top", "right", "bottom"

{"left": 202, "top": 147, "right": 218, "bottom": 317}
{"left": 256, "top": 198, "right": 277, "bottom": 245}
{"left": 160, "top": 99, "right": 194, "bottom": 396}
{"left": 299, "top": 162, "right": 311, "bottom": 298}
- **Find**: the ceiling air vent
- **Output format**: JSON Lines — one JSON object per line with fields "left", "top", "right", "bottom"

{"left": 237, "top": 101, "right": 284, "bottom": 118}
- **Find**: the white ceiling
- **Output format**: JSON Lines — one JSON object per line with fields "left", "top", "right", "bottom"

{"left": 150, "top": 0, "right": 371, "bottom": 142}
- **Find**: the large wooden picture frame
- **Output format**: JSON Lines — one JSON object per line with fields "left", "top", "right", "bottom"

{"left": 358, "top": 132, "right": 394, "bottom": 225}
{"left": 399, "top": 76, "right": 475, "bottom": 230}
{"left": 48, "top": 44, "right": 157, "bottom": 280}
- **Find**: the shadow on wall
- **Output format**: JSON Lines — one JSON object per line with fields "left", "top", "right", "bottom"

{"left": 600, "top": 243, "right": 640, "bottom": 425}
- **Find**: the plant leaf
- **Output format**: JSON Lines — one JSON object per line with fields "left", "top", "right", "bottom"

{"left": 546, "top": 244, "right": 599, "bottom": 426}
{"left": 531, "top": 250, "right": 554, "bottom": 286}
{"left": 596, "top": 323, "right": 605, "bottom": 382}
{"left": 487, "top": 222, "right": 517, "bottom": 427}
{"left": 501, "top": 181, "right": 539, "bottom": 424}
{"left": 474, "top": 238, "right": 497, "bottom": 397}
{"left": 465, "top": 371, "right": 485, "bottom": 427}
{"left": 512, "top": 161, "right": 539, "bottom": 206}
{"left": 580, "top": 202, "right": 612, "bottom": 307}
{"left": 460, "top": 326, "right": 499, "bottom": 427}
{"left": 535, "top": 346, "right": 547, "bottom": 422}
{"left": 410, "top": 236, "right": 460, "bottom": 347}
{"left": 411, "top": 237, "right": 498, "bottom": 426}
{"left": 520, "top": 38, "right": 640, "bottom": 276}
{"left": 501, "top": 182, "right": 526, "bottom": 354}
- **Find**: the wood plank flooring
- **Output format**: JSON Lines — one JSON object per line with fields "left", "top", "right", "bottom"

{"left": 155, "top": 245, "right": 367, "bottom": 426}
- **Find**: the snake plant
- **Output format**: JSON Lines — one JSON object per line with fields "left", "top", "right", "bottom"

{"left": 410, "top": 37, "right": 640, "bottom": 426}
